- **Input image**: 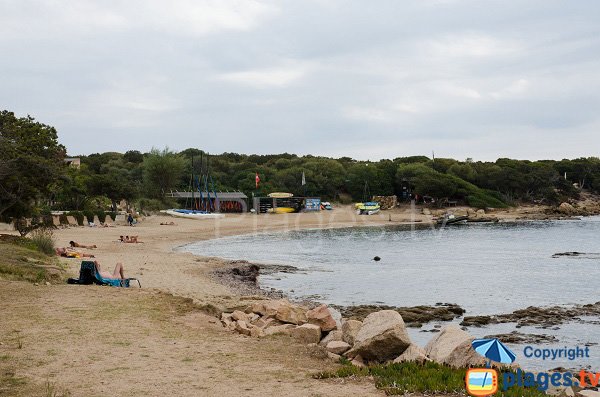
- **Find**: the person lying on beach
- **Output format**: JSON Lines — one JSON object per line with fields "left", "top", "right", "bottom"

{"left": 94, "top": 260, "right": 125, "bottom": 280}
{"left": 100, "top": 222, "right": 115, "bottom": 228}
{"left": 69, "top": 241, "right": 97, "bottom": 249}
{"left": 55, "top": 247, "right": 95, "bottom": 258}
{"left": 160, "top": 221, "right": 176, "bottom": 226}
{"left": 118, "top": 235, "right": 142, "bottom": 243}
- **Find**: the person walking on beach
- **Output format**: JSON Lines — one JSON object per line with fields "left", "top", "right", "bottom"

{"left": 127, "top": 213, "right": 134, "bottom": 226}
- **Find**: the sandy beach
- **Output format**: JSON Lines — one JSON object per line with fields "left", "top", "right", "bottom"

{"left": 0, "top": 203, "right": 592, "bottom": 396}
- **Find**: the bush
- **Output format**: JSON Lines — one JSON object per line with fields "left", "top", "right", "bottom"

{"left": 83, "top": 210, "right": 95, "bottom": 224}
{"left": 96, "top": 210, "right": 107, "bottom": 223}
{"left": 58, "top": 213, "right": 69, "bottom": 225}
{"left": 68, "top": 211, "right": 85, "bottom": 226}
{"left": 42, "top": 214, "right": 54, "bottom": 228}
{"left": 136, "top": 198, "right": 172, "bottom": 213}
{"left": 107, "top": 212, "right": 117, "bottom": 222}
{"left": 30, "top": 228, "right": 55, "bottom": 255}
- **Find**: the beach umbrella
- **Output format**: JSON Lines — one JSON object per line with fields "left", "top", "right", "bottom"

{"left": 472, "top": 338, "right": 516, "bottom": 364}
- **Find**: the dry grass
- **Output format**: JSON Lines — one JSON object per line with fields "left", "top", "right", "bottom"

{"left": 0, "top": 240, "right": 64, "bottom": 283}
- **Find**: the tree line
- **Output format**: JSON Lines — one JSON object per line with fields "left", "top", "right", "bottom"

{"left": 2, "top": 110, "right": 600, "bottom": 224}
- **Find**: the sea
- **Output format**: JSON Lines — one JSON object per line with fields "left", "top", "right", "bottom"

{"left": 181, "top": 217, "right": 600, "bottom": 371}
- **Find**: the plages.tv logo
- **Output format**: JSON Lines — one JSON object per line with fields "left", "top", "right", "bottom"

{"left": 465, "top": 338, "right": 515, "bottom": 396}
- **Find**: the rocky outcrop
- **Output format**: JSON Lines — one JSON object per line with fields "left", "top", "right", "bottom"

{"left": 341, "top": 319, "right": 362, "bottom": 346}
{"left": 345, "top": 310, "right": 411, "bottom": 362}
{"left": 393, "top": 344, "right": 430, "bottom": 364}
{"left": 306, "top": 304, "right": 337, "bottom": 332}
{"left": 251, "top": 299, "right": 308, "bottom": 325}
{"left": 558, "top": 202, "right": 576, "bottom": 214}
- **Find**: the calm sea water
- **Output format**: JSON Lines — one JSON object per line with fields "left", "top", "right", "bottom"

{"left": 181, "top": 217, "right": 600, "bottom": 370}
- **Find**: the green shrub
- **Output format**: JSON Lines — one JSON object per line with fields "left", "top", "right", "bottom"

{"left": 58, "top": 213, "right": 69, "bottom": 225}
{"left": 315, "top": 361, "right": 546, "bottom": 397}
{"left": 136, "top": 198, "right": 171, "bottom": 212}
{"left": 96, "top": 210, "right": 106, "bottom": 223}
{"left": 29, "top": 228, "right": 55, "bottom": 255}
{"left": 42, "top": 214, "right": 54, "bottom": 228}
{"left": 107, "top": 212, "right": 117, "bottom": 222}
{"left": 83, "top": 210, "right": 95, "bottom": 224}
{"left": 68, "top": 211, "right": 84, "bottom": 226}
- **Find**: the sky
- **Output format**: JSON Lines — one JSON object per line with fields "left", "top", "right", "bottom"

{"left": 1, "top": 0, "right": 599, "bottom": 161}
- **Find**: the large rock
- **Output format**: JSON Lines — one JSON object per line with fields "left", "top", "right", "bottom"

{"left": 319, "top": 330, "right": 343, "bottom": 347}
{"left": 306, "top": 304, "right": 337, "bottom": 332}
{"left": 345, "top": 310, "right": 411, "bottom": 362}
{"left": 263, "top": 324, "right": 295, "bottom": 336}
{"left": 235, "top": 320, "right": 252, "bottom": 336}
{"left": 326, "top": 341, "right": 351, "bottom": 355}
{"left": 341, "top": 319, "right": 362, "bottom": 346}
{"left": 231, "top": 310, "right": 249, "bottom": 322}
{"left": 328, "top": 307, "right": 343, "bottom": 329}
{"left": 290, "top": 323, "right": 322, "bottom": 344}
{"left": 558, "top": 202, "right": 576, "bottom": 214}
{"left": 393, "top": 344, "right": 430, "bottom": 364}
{"left": 424, "top": 325, "right": 484, "bottom": 368}
{"left": 251, "top": 299, "right": 307, "bottom": 325}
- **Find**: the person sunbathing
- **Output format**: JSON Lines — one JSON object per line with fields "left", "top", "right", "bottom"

{"left": 69, "top": 241, "right": 97, "bottom": 249}
{"left": 160, "top": 221, "right": 176, "bottom": 226}
{"left": 94, "top": 261, "right": 125, "bottom": 280}
{"left": 55, "top": 247, "right": 95, "bottom": 258}
{"left": 119, "top": 235, "right": 142, "bottom": 243}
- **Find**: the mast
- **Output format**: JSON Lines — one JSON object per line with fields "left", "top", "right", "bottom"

{"left": 191, "top": 155, "right": 194, "bottom": 210}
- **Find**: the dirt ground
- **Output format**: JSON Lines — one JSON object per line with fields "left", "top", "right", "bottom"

{"left": 0, "top": 204, "right": 550, "bottom": 396}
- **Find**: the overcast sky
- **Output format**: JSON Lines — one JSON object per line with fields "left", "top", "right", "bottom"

{"left": 1, "top": 1, "right": 599, "bottom": 161}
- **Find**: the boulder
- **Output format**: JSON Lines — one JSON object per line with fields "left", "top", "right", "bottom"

{"left": 235, "top": 320, "right": 252, "bottom": 336}
{"left": 326, "top": 341, "right": 351, "bottom": 355}
{"left": 558, "top": 202, "right": 576, "bottom": 214}
{"left": 263, "top": 324, "right": 295, "bottom": 337}
{"left": 351, "top": 354, "right": 366, "bottom": 368}
{"left": 231, "top": 310, "right": 249, "bottom": 322}
{"left": 341, "top": 319, "right": 362, "bottom": 346}
{"left": 327, "top": 352, "right": 342, "bottom": 362}
{"left": 253, "top": 317, "right": 276, "bottom": 329}
{"left": 393, "top": 344, "right": 430, "bottom": 364}
{"left": 328, "top": 306, "right": 343, "bottom": 329}
{"left": 476, "top": 209, "right": 485, "bottom": 216}
{"left": 290, "top": 323, "right": 322, "bottom": 344}
{"left": 249, "top": 324, "right": 264, "bottom": 338}
{"left": 306, "top": 305, "right": 337, "bottom": 332}
{"left": 252, "top": 299, "right": 307, "bottom": 325}
{"left": 319, "top": 330, "right": 343, "bottom": 347}
{"left": 424, "top": 325, "right": 484, "bottom": 367}
{"left": 422, "top": 208, "right": 431, "bottom": 215}
{"left": 345, "top": 310, "right": 411, "bottom": 362}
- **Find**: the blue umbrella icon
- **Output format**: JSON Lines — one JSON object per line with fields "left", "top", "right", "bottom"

{"left": 472, "top": 338, "right": 517, "bottom": 365}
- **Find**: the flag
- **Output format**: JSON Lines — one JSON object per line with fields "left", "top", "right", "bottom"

{"left": 255, "top": 172, "right": 260, "bottom": 189}
{"left": 301, "top": 171, "right": 306, "bottom": 186}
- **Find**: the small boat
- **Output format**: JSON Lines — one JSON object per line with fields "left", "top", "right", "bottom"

{"left": 162, "top": 209, "right": 224, "bottom": 219}
{"left": 267, "top": 207, "right": 295, "bottom": 214}
{"left": 268, "top": 192, "right": 294, "bottom": 198}
{"left": 355, "top": 202, "right": 380, "bottom": 215}
{"left": 436, "top": 214, "right": 468, "bottom": 225}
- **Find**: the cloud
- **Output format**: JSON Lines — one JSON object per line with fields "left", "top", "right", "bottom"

{"left": 1, "top": 0, "right": 600, "bottom": 160}
{"left": 217, "top": 60, "right": 312, "bottom": 88}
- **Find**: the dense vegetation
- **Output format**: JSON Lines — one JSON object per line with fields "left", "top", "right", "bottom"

{"left": 315, "top": 360, "right": 547, "bottom": 396}
{"left": 2, "top": 110, "right": 600, "bottom": 221}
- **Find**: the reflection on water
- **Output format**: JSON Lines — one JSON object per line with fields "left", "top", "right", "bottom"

{"left": 182, "top": 217, "right": 600, "bottom": 370}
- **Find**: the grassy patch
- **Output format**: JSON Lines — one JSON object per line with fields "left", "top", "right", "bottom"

{"left": 0, "top": 239, "right": 64, "bottom": 283}
{"left": 315, "top": 361, "right": 547, "bottom": 397}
